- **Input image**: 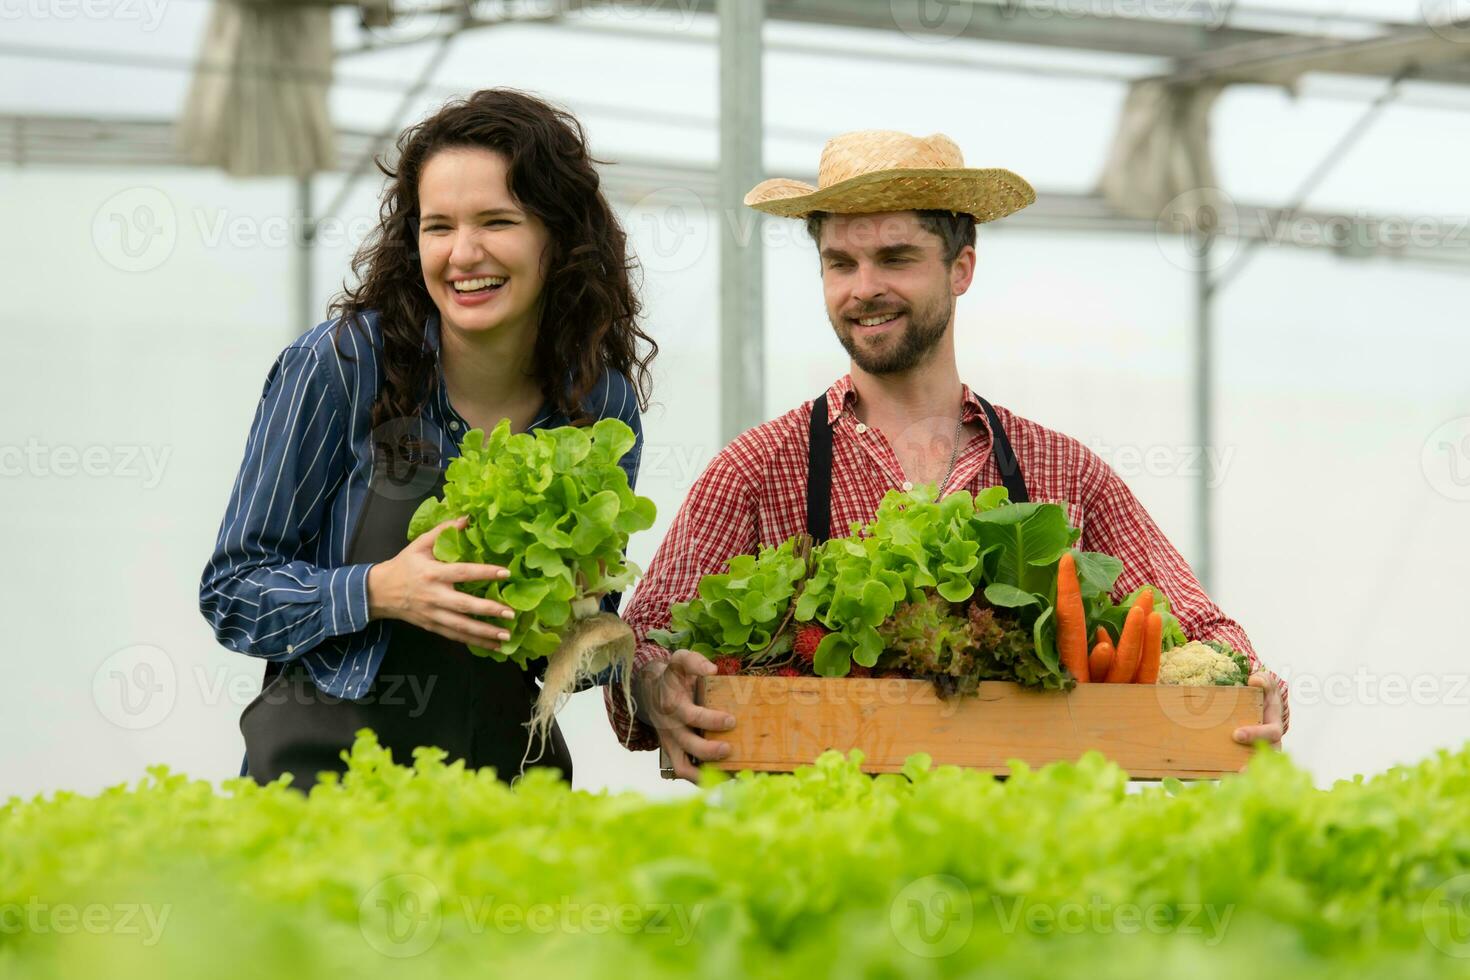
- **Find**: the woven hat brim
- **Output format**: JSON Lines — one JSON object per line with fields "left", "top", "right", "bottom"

{"left": 744, "top": 167, "right": 1036, "bottom": 223}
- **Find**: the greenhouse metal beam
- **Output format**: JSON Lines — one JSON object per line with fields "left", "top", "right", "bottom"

{"left": 1193, "top": 237, "right": 1217, "bottom": 590}
{"left": 9, "top": 39, "right": 1470, "bottom": 121}
{"left": 717, "top": 0, "right": 765, "bottom": 442}
{"left": 738, "top": 0, "right": 1470, "bottom": 87}
{"left": 335, "top": 0, "right": 1470, "bottom": 88}
{"left": 1156, "top": 21, "right": 1470, "bottom": 87}
{"left": 5, "top": 114, "right": 1468, "bottom": 272}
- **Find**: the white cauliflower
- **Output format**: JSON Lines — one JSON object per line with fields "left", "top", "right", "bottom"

{"left": 1158, "top": 641, "right": 1248, "bottom": 686}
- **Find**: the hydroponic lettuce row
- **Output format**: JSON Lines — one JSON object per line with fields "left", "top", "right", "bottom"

{"left": 650, "top": 485, "right": 1191, "bottom": 691}
{"left": 407, "top": 417, "right": 656, "bottom": 666}
{"left": 4, "top": 733, "right": 1470, "bottom": 978}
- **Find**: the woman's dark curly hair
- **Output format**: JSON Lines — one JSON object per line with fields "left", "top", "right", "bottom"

{"left": 328, "top": 88, "right": 656, "bottom": 430}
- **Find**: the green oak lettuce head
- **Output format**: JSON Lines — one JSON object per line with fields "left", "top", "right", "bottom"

{"left": 407, "top": 418, "right": 655, "bottom": 667}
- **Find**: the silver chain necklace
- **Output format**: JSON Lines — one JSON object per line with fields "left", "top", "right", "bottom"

{"left": 854, "top": 394, "right": 965, "bottom": 491}
{"left": 937, "top": 415, "right": 964, "bottom": 492}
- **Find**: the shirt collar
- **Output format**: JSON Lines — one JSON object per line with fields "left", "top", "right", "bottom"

{"left": 825, "top": 374, "right": 988, "bottom": 426}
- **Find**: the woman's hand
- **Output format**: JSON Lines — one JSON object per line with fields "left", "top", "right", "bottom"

{"left": 366, "top": 516, "right": 517, "bottom": 649}
{"left": 634, "top": 650, "right": 735, "bottom": 782}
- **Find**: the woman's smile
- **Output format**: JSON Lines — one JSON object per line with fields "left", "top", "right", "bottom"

{"left": 447, "top": 274, "right": 508, "bottom": 307}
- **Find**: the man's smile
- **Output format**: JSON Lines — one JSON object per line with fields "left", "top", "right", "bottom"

{"left": 849, "top": 311, "right": 905, "bottom": 333}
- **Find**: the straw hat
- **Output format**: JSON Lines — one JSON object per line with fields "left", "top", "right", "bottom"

{"left": 744, "top": 130, "right": 1035, "bottom": 222}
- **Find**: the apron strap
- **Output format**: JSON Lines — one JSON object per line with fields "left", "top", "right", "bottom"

{"left": 804, "top": 388, "right": 1031, "bottom": 542}
{"left": 805, "top": 391, "right": 835, "bottom": 543}
{"left": 977, "top": 396, "right": 1030, "bottom": 504}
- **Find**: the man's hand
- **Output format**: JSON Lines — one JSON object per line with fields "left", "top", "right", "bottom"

{"left": 633, "top": 650, "right": 736, "bottom": 782}
{"left": 1234, "top": 671, "right": 1285, "bottom": 763}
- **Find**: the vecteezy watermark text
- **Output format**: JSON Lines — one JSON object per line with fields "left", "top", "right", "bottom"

{"left": 991, "top": 894, "right": 1235, "bottom": 944}
{"left": 0, "top": 440, "right": 171, "bottom": 488}
{"left": 357, "top": 873, "right": 704, "bottom": 959}
{"left": 1087, "top": 438, "right": 1236, "bottom": 488}
{"left": 0, "top": 899, "right": 171, "bottom": 945}
{"left": 0, "top": 0, "right": 168, "bottom": 29}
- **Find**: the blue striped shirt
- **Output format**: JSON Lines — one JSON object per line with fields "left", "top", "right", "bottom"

{"left": 199, "top": 310, "right": 643, "bottom": 701}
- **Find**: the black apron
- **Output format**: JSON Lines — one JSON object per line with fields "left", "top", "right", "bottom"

{"left": 239, "top": 447, "right": 573, "bottom": 791}
{"left": 805, "top": 390, "right": 1028, "bottom": 541}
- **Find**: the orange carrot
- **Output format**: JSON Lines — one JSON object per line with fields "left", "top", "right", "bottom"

{"left": 1136, "top": 611, "right": 1164, "bottom": 684}
{"left": 1094, "top": 626, "right": 1111, "bottom": 649}
{"left": 1126, "top": 590, "right": 1156, "bottom": 683}
{"left": 1088, "top": 640, "right": 1114, "bottom": 683}
{"left": 1105, "top": 601, "right": 1148, "bottom": 683}
{"left": 1055, "top": 554, "right": 1090, "bottom": 683}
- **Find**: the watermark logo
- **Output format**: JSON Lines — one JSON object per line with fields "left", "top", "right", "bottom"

{"left": 708, "top": 675, "right": 963, "bottom": 719}
{"left": 579, "top": 0, "right": 699, "bottom": 31}
{"left": 368, "top": 416, "right": 447, "bottom": 501}
{"left": 356, "top": 873, "right": 706, "bottom": 956}
{"left": 92, "top": 187, "right": 177, "bottom": 273}
{"left": 363, "top": 0, "right": 449, "bottom": 46}
{"left": 93, "top": 644, "right": 177, "bottom": 730}
{"left": 459, "top": 895, "right": 704, "bottom": 941}
{"left": 1271, "top": 666, "right": 1470, "bottom": 709}
{"left": 0, "top": 899, "right": 171, "bottom": 944}
{"left": 890, "top": 0, "right": 977, "bottom": 41}
{"left": 1422, "top": 416, "right": 1470, "bottom": 501}
{"left": 1154, "top": 187, "right": 1241, "bottom": 273}
{"left": 1423, "top": 0, "right": 1470, "bottom": 43}
{"left": 639, "top": 440, "right": 713, "bottom": 494}
{"left": 360, "top": 0, "right": 701, "bottom": 44}
{"left": 1086, "top": 438, "right": 1236, "bottom": 489}
{"left": 94, "top": 655, "right": 445, "bottom": 731}
{"left": 992, "top": 894, "right": 1233, "bottom": 943}
{"left": 1424, "top": 873, "right": 1470, "bottom": 957}
{"left": 1155, "top": 681, "right": 1257, "bottom": 733}
{"left": 890, "top": 874, "right": 973, "bottom": 958}
{"left": 359, "top": 874, "right": 442, "bottom": 958}
{"left": 891, "top": 415, "right": 969, "bottom": 493}
{"left": 0, "top": 440, "right": 172, "bottom": 488}
{"left": 0, "top": 0, "right": 169, "bottom": 30}
{"left": 629, "top": 186, "right": 711, "bottom": 275}
{"left": 1156, "top": 188, "right": 1470, "bottom": 272}
{"left": 193, "top": 208, "right": 376, "bottom": 252}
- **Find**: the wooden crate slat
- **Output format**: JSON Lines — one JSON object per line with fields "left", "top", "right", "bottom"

{"left": 691, "top": 677, "right": 1262, "bottom": 779}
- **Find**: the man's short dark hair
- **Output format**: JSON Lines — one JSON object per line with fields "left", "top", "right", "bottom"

{"left": 804, "top": 209, "right": 977, "bottom": 264}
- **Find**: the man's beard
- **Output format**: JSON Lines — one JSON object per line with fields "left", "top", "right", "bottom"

{"left": 832, "top": 293, "right": 951, "bottom": 375}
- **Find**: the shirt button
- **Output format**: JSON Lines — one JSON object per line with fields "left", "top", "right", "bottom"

{"left": 286, "top": 644, "right": 295, "bottom": 654}
{"left": 855, "top": 423, "right": 868, "bottom": 434}
{"left": 901, "top": 481, "right": 913, "bottom": 491}
{"left": 449, "top": 420, "right": 460, "bottom": 431}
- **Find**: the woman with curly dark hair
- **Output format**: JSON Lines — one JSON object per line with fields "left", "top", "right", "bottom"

{"left": 199, "top": 88, "right": 657, "bottom": 790}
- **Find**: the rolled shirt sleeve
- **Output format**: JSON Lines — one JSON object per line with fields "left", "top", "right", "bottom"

{"left": 604, "top": 440, "right": 762, "bottom": 751}
{"left": 199, "top": 345, "right": 374, "bottom": 662}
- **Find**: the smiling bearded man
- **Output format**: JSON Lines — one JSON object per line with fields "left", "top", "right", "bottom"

{"left": 600, "top": 129, "right": 1290, "bottom": 781}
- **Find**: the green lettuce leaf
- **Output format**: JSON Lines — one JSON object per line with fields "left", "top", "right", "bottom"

{"left": 406, "top": 418, "right": 653, "bottom": 667}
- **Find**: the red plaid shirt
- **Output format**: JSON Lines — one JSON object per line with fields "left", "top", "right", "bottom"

{"left": 606, "top": 375, "right": 1288, "bottom": 749}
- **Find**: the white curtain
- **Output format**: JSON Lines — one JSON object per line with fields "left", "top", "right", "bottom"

{"left": 177, "top": 0, "right": 337, "bottom": 177}
{"left": 1097, "top": 79, "right": 1224, "bottom": 224}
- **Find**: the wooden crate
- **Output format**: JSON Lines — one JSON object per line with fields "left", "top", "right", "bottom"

{"left": 672, "top": 677, "right": 1263, "bottom": 780}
